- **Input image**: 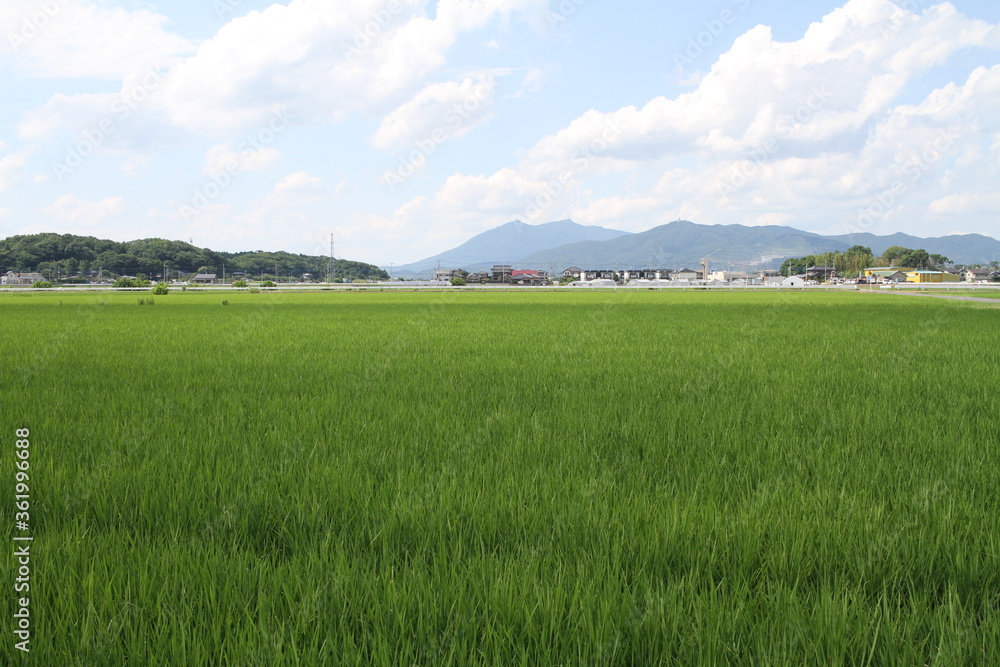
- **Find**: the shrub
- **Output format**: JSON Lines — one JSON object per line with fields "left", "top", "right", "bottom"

{"left": 248, "top": 287, "right": 261, "bottom": 294}
{"left": 151, "top": 283, "right": 169, "bottom": 295}
{"left": 261, "top": 280, "right": 276, "bottom": 288}
{"left": 450, "top": 276, "right": 466, "bottom": 286}
{"left": 232, "top": 279, "right": 248, "bottom": 288}
{"left": 113, "top": 278, "right": 152, "bottom": 288}
{"left": 32, "top": 280, "right": 53, "bottom": 288}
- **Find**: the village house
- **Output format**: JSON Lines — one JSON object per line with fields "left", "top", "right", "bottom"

{"left": 962, "top": 268, "right": 992, "bottom": 282}
{"left": 671, "top": 268, "right": 701, "bottom": 281}
{"left": 580, "top": 270, "right": 616, "bottom": 281}
{"left": 491, "top": 265, "right": 513, "bottom": 282}
{"left": 1, "top": 271, "right": 44, "bottom": 285}
{"left": 434, "top": 269, "right": 457, "bottom": 282}
{"left": 511, "top": 270, "right": 548, "bottom": 285}
{"left": 465, "top": 272, "right": 489, "bottom": 284}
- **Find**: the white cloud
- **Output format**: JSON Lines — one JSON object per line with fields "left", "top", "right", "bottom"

{"left": 1, "top": 1, "right": 194, "bottom": 79}
{"left": 202, "top": 144, "right": 281, "bottom": 176}
{"left": 270, "top": 171, "right": 324, "bottom": 200}
{"left": 371, "top": 75, "right": 499, "bottom": 150}
{"left": 383, "top": 0, "right": 1000, "bottom": 248}
{"left": 0, "top": 149, "right": 28, "bottom": 191}
{"left": 157, "top": 0, "right": 546, "bottom": 136}
{"left": 167, "top": 172, "right": 328, "bottom": 253}
{"left": 43, "top": 194, "right": 124, "bottom": 226}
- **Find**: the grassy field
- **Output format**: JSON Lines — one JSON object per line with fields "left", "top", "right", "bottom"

{"left": 2, "top": 290, "right": 999, "bottom": 665}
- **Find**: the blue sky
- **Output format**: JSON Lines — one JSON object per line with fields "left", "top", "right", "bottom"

{"left": 1, "top": 0, "right": 998, "bottom": 265}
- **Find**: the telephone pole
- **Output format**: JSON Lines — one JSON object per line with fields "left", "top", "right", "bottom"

{"left": 329, "top": 233, "right": 334, "bottom": 282}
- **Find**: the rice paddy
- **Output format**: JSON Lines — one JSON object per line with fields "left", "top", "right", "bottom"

{"left": 2, "top": 290, "right": 999, "bottom": 665}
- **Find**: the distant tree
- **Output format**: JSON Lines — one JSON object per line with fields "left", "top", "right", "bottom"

{"left": 151, "top": 282, "right": 169, "bottom": 295}
{"left": 929, "top": 254, "right": 950, "bottom": 269}
{"left": 231, "top": 279, "right": 248, "bottom": 288}
{"left": 450, "top": 276, "right": 466, "bottom": 286}
{"left": 32, "top": 280, "right": 52, "bottom": 288}
{"left": 261, "top": 280, "right": 276, "bottom": 288}
{"left": 882, "top": 246, "right": 909, "bottom": 265}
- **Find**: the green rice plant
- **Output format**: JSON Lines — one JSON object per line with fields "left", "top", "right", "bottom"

{"left": 1, "top": 290, "right": 998, "bottom": 664}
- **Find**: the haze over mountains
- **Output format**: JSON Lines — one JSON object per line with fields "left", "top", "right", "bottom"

{"left": 391, "top": 220, "right": 630, "bottom": 275}
{"left": 391, "top": 220, "right": 1000, "bottom": 276}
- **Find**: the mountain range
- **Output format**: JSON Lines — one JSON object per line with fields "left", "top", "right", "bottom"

{"left": 391, "top": 220, "right": 1000, "bottom": 275}
{"left": 391, "top": 219, "right": 629, "bottom": 275}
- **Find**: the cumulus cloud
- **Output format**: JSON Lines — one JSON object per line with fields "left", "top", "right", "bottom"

{"left": 383, "top": 0, "right": 1000, "bottom": 247}
{"left": 202, "top": 144, "right": 281, "bottom": 176}
{"left": 157, "top": 0, "right": 546, "bottom": 136}
{"left": 0, "top": 147, "right": 28, "bottom": 191}
{"left": 43, "top": 194, "right": 124, "bottom": 225}
{"left": 371, "top": 75, "right": 500, "bottom": 150}
{"left": 0, "top": 0, "right": 194, "bottom": 78}
{"left": 167, "top": 172, "right": 329, "bottom": 254}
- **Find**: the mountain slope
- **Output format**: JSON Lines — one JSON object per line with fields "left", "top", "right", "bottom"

{"left": 516, "top": 221, "right": 1000, "bottom": 269}
{"left": 828, "top": 231, "right": 1000, "bottom": 265}
{"left": 391, "top": 219, "right": 631, "bottom": 275}
{"left": 518, "top": 221, "right": 850, "bottom": 269}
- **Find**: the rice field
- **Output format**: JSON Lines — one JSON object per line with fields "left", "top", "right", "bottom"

{"left": 2, "top": 290, "right": 999, "bottom": 665}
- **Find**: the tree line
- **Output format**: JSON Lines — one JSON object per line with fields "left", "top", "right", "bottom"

{"left": 0, "top": 233, "right": 388, "bottom": 282}
{"left": 780, "top": 245, "right": 953, "bottom": 277}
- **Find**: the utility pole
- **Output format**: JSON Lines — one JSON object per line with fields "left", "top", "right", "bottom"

{"left": 329, "top": 233, "right": 334, "bottom": 282}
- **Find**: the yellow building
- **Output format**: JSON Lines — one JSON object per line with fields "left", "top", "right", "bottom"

{"left": 906, "top": 271, "right": 961, "bottom": 283}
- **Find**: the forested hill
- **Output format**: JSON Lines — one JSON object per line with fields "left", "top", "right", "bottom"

{"left": 0, "top": 233, "right": 388, "bottom": 281}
